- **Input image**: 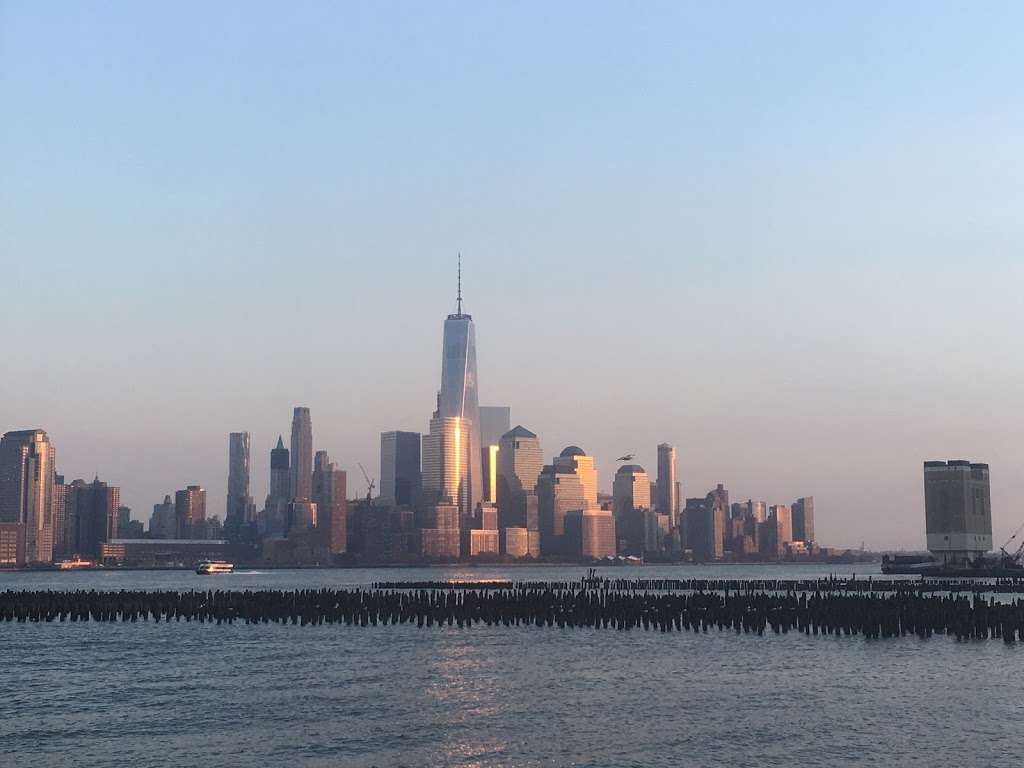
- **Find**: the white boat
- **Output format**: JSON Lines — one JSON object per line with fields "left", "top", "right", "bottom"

{"left": 196, "top": 561, "right": 234, "bottom": 575}
{"left": 57, "top": 559, "right": 95, "bottom": 570}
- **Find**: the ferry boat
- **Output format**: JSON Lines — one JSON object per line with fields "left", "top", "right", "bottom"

{"left": 57, "top": 558, "right": 95, "bottom": 570}
{"left": 196, "top": 561, "right": 234, "bottom": 575}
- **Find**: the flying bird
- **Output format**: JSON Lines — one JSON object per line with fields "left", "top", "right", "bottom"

{"left": 616, "top": 453, "right": 635, "bottom": 462}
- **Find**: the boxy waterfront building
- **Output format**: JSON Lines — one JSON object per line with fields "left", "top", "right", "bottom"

{"left": 924, "top": 460, "right": 992, "bottom": 566}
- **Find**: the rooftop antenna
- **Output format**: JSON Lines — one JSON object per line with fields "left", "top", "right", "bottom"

{"left": 457, "top": 252, "right": 463, "bottom": 316}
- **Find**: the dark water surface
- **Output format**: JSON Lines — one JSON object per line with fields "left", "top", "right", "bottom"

{"left": 2, "top": 565, "right": 1021, "bottom": 767}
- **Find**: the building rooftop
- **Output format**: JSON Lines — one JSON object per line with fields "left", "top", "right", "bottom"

{"left": 502, "top": 425, "right": 537, "bottom": 440}
{"left": 616, "top": 464, "right": 647, "bottom": 475}
{"left": 560, "top": 446, "right": 586, "bottom": 458}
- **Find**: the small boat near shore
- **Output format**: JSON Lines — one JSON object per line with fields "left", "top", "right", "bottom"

{"left": 196, "top": 561, "right": 234, "bottom": 575}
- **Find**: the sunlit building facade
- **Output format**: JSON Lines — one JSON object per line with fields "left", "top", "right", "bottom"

{"left": 436, "top": 288, "right": 483, "bottom": 517}
{"left": 497, "top": 426, "right": 543, "bottom": 530}
{"left": 565, "top": 508, "right": 617, "bottom": 560}
{"left": 553, "top": 447, "right": 598, "bottom": 507}
{"left": 656, "top": 443, "right": 679, "bottom": 526}
{"left": 792, "top": 496, "right": 815, "bottom": 542}
{"left": 537, "top": 446, "right": 598, "bottom": 556}
{"left": 175, "top": 485, "right": 207, "bottom": 539}
{"left": 422, "top": 416, "right": 475, "bottom": 523}
{"left": 0, "top": 429, "right": 55, "bottom": 563}
{"left": 312, "top": 450, "right": 347, "bottom": 555}
{"left": 614, "top": 464, "right": 653, "bottom": 555}
{"left": 480, "top": 406, "right": 510, "bottom": 505}
{"left": 613, "top": 465, "right": 651, "bottom": 517}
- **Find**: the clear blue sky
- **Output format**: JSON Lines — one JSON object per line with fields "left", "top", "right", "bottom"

{"left": 2, "top": 2, "right": 1022, "bottom": 548}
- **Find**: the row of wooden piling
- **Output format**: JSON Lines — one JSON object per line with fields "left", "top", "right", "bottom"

{"left": 373, "top": 576, "right": 1024, "bottom": 594}
{"left": 3, "top": 587, "right": 1024, "bottom": 641}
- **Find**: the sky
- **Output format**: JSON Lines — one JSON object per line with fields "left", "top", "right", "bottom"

{"left": 2, "top": 2, "right": 1023, "bottom": 550}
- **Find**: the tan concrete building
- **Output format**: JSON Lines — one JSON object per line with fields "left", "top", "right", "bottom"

{"left": 566, "top": 508, "right": 617, "bottom": 560}
{"left": 553, "top": 447, "right": 598, "bottom": 507}
{"left": 537, "top": 465, "right": 588, "bottom": 556}
{"left": 465, "top": 528, "right": 499, "bottom": 556}
{"left": 501, "top": 527, "right": 540, "bottom": 558}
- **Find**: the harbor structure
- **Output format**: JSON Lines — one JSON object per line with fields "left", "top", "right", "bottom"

{"left": 924, "top": 460, "right": 992, "bottom": 566}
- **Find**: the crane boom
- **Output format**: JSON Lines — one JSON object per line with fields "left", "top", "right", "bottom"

{"left": 357, "top": 462, "right": 376, "bottom": 501}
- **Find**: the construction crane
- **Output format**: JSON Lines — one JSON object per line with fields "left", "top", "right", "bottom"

{"left": 998, "top": 521, "right": 1024, "bottom": 567}
{"left": 358, "top": 462, "right": 376, "bottom": 503}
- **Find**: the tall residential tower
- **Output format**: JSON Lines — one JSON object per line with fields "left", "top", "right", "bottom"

{"left": 0, "top": 430, "right": 55, "bottom": 563}
{"left": 226, "top": 432, "right": 255, "bottom": 538}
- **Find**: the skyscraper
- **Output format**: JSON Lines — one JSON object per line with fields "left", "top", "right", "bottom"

{"left": 434, "top": 259, "right": 483, "bottom": 519}
{"left": 73, "top": 477, "right": 120, "bottom": 558}
{"left": 421, "top": 415, "right": 474, "bottom": 521}
{"left": 313, "top": 450, "right": 347, "bottom": 555}
{"left": 553, "top": 447, "right": 598, "bottom": 507}
{"left": 924, "top": 460, "right": 992, "bottom": 566}
{"left": 497, "top": 426, "right": 543, "bottom": 530}
{"left": 792, "top": 496, "right": 815, "bottom": 542}
{"left": 536, "top": 446, "right": 596, "bottom": 555}
{"left": 686, "top": 484, "right": 728, "bottom": 561}
{"left": 656, "top": 443, "right": 679, "bottom": 526}
{"left": 264, "top": 436, "right": 290, "bottom": 535}
{"left": 613, "top": 465, "right": 652, "bottom": 518}
{"left": 479, "top": 406, "right": 510, "bottom": 504}
{"left": 479, "top": 407, "right": 511, "bottom": 448}
{"left": 761, "top": 505, "right": 792, "bottom": 558}
{"left": 52, "top": 473, "right": 71, "bottom": 559}
{"left": 226, "top": 432, "right": 255, "bottom": 540}
{"left": 379, "top": 431, "right": 421, "bottom": 507}
{"left": 290, "top": 408, "right": 313, "bottom": 502}
{"left": 770, "top": 504, "right": 792, "bottom": 544}
{"left": 565, "top": 508, "right": 617, "bottom": 560}
{"left": 175, "top": 486, "right": 207, "bottom": 539}
{"left": 149, "top": 495, "right": 176, "bottom": 539}
{"left": 613, "top": 464, "right": 653, "bottom": 554}
{"left": 0, "top": 429, "right": 55, "bottom": 563}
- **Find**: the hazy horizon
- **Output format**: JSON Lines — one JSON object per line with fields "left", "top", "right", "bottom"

{"left": 3, "top": 3, "right": 1022, "bottom": 549}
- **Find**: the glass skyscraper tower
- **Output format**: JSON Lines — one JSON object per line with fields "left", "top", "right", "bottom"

{"left": 431, "top": 259, "right": 483, "bottom": 522}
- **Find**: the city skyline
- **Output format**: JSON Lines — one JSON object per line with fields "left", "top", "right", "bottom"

{"left": 4, "top": 4, "right": 1023, "bottom": 550}
{"left": 1, "top": 270, "right": 1018, "bottom": 551}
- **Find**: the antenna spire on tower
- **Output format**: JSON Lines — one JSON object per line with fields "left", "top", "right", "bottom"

{"left": 457, "top": 252, "right": 463, "bottom": 315}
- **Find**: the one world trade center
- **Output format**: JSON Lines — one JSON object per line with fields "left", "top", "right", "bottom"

{"left": 424, "top": 258, "right": 483, "bottom": 524}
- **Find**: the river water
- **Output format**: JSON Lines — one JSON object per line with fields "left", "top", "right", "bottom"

{"left": 2, "top": 564, "right": 1021, "bottom": 767}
